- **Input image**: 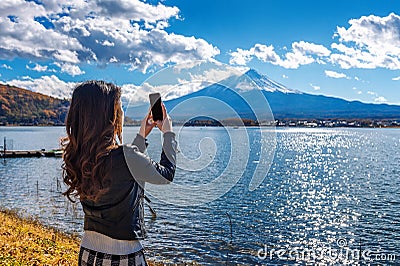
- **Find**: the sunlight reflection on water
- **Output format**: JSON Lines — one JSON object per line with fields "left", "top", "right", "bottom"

{"left": 0, "top": 127, "right": 399, "bottom": 264}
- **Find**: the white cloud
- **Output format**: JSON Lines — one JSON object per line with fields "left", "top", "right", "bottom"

{"left": 292, "top": 41, "right": 331, "bottom": 57}
{"left": 230, "top": 13, "right": 400, "bottom": 71}
{"left": 392, "top": 76, "right": 400, "bottom": 81}
{"left": 229, "top": 41, "right": 331, "bottom": 69}
{"left": 251, "top": 44, "right": 281, "bottom": 64}
{"left": 120, "top": 83, "right": 141, "bottom": 105}
{"left": 309, "top": 83, "right": 320, "bottom": 90}
{"left": 53, "top": 50, "right": 80, "bottom": 64}
{"left": 331, "top": 13, "right": 400, "bottom": 70}
{"left": 229, "top": 48, "right": 258, "bottom": 65}
{"left": 123, "top": 63, "right": 248, "bottom": 105}
{"left": 109, "top": 56, "right": 118, "bottom": 63}
{"left": 102, "top": 40, "right": 115, "bottom": 47}
{"left": 374, "top": 96, "right": 387, "bottom": 103}
{"left": 121, "top": 82, "right": 173, "bottom": 106}
{"left": 26, "top": 63, "right": 50, "bottom": 72}
{"left": 324, "top": 70, "right": 349, "bottom": 79}
{"left": 122, "top": 81, "right": 212, "bottom": 107}
{"left": 54, "top": 62, "right": 85, "bottom": 76}
{"left": 0, "top": 0, "right": 219, "bottom": 74}
{"left": 0, "top": 11, "right": 84, "bottom": 61}
{"left": 167, "top": 80, "right": 209, "bottom": 98}
{"left": 352, "top": 87, "right": 363, "bottom": 94}
{"left": 4, "top": 75, "right": 75, "bottom": 99}
{"left": 189, "top": 67, "right": 246, "bottom": 85}
{"left": 282, "top": 74, "right": 288, "bottom": 79}
{"left": 121, "top": 62, "right": 250, "bottom": 106}
{"left": 1, "top": 63, "right": 12, "bottom": 70}
{"left": 94, "top": 0, "right": 179, "bottom": 23}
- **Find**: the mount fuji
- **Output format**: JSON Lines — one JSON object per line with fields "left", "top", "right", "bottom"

{"left": 125, "top": 69, "right": 400, "bottom": 121}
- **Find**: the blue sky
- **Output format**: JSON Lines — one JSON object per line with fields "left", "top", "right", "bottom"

{"left": 0, "top": 0, "right": 399, "bottom": 104}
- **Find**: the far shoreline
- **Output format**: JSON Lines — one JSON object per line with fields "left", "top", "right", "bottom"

{"left": 1, "top": 124, "right": 400, "bottom": 129}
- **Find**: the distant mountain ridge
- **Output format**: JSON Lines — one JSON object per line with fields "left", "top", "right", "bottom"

{"left": 126, "top": 69, "right": 400, "bottom": 120}
{"left": 0, "top": 84, "right": 69, "bottom": 125}
{"left": 246, "top": 69, "right": 400, "bottom": 119}
{"left": 1, "top": 69, "right": 400, "bottom": 126}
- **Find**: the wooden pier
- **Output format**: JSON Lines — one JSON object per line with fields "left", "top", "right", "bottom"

{"left": 0, "top": 149, "right": 63, "bottom": 158}
{"left": 0, "top": 137, "right": 62, "bottom": 158}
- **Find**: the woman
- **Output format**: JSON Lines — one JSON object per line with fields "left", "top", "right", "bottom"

{"left": 62, "top": 80, "right": 177, "bottom": 266}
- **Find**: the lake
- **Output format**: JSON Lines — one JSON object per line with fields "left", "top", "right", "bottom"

{"left": 0, "top": 126, "right": 399, "bottom": 265}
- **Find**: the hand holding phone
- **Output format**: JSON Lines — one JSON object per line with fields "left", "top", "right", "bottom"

{"left": 156, "top": 102, "right": 173, "bottom": 133}
{"left": 140, "top": 93, "right": 172, "bottom": 137}
{"left": 139, "top": 108, "right": 156, "bottom": 138}
{"left": 149, "top": 93, "right": 163, "bottom": 121}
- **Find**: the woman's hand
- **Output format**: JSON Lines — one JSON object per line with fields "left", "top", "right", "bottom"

{"left": 139, "top": 109, "right": 156, "bottom": 138}
{"left": 156, "top": 102, "right": 173, "bottom": 133}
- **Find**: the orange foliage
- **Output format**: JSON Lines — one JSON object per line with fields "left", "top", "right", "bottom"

{"left": 0, "top": 84, "right": 70, "bottom": 125}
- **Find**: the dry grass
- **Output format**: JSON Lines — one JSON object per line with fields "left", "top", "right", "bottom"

{"left": 0, "top": 209, "right": 185, "bottom": 266}
{"left": 0, "top": 209, "right": 80, "bottom": 265}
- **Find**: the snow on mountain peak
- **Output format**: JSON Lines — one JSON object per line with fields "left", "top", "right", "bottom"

{"left": 243, "top": 69, "right": 299, "bottom": 94}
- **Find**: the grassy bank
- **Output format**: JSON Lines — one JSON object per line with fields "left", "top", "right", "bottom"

{"left": 0, "top": 209, "right": 80, "bottom": 265}
{"left": 0, "top": 209, "right": 174, "bottom": 266}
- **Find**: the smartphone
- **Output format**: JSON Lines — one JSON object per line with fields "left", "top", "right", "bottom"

{"left": 149, "top": 93, "right": 163, "bottom": 121}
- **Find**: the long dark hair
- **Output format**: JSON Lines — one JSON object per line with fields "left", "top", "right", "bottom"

{"left": 62, "top": 80, "right": 123, "bottom": 202}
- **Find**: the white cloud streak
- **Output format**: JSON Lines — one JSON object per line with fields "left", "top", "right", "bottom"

{"left": 324, "top": 70, "right": 349, "bottom": 79}
{"left": 54, "top": 62, "right": 85, "bottom": 76}
{"left": 309, "top": 83, "right": 320, "bottom": 90}
{"left": 229, "top": 41, "right": 331, "bottom": 69}
{"left": 4, "top": 75, "right": 75, "bottom": 99}
{"left": 26, "top": 63, "right": 49, "bottom": 72}
{"left": 374, "top": 96, "right": 387, "bottom": 103}
{"left": 1, "top": 63, "right": 12, "bottom": 70}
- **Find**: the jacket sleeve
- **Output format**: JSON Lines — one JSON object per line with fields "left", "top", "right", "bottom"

{"left": 123, "top": 132, "right": 177, "bottom": 184}
{"left": 131, "top": 133, "right": 148, "bottom": 153}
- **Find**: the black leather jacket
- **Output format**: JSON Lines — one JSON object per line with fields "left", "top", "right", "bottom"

{"left": 81, "top": 132, "right": 177, "bottom": 240}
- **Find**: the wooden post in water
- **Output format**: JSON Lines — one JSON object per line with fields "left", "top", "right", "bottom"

{"left": 3, "top": 137, "right": 5, "bottom": 162}
{"left": 56, "top": 177, "right": 61, "bottom": 192}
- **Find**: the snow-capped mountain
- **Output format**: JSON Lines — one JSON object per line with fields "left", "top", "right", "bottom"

{"left": 234, "top": 69, "right": 298, "bottom": 93}
{"left": 125, "top": 69, "right": 400, "bottom": 120}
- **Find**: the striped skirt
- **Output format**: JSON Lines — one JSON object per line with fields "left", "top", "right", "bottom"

{"left": 78, "top": 246, "right": 148, "bottom": 266}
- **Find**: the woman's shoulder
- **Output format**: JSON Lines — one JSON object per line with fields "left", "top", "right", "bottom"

{"left": 110, "top": 144, "right": 143, "bottom": 159}
{"left": 108, "top": 146, "right": 125, "bottom": 167}
{"left": 122, "top": 144, "right": 149, "bottom": 165}
{"left": 111, "top": 144, "right": 141, "bottom": 154}
{"left": 122, "top": 143, "right": 141, "bottom": 153}
{"left": 109, "top": 145, "right": 123, "bottom": 155}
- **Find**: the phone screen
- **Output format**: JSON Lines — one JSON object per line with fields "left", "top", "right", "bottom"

{"left": 149, "top": 93, "right": 163, "bottom": 121}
